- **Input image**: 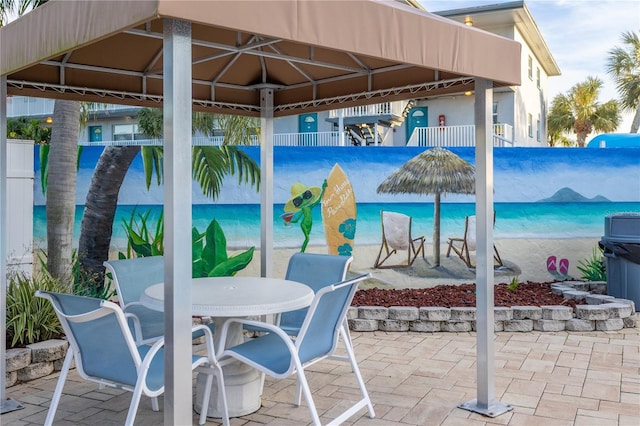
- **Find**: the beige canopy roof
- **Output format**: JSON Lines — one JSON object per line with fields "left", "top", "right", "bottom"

{"left": 0, "top": 0, "right": 520, "bottom": 116}
{"left": 1, "top": 1, "right": 521, "bottom": 421}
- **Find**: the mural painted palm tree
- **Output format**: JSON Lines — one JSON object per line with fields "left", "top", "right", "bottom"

{"left": 547, "top": 76, "right": 620, "bottom": 147}
{"left": 377, "top": 147, "right": 475, "bottom": 267}
{"left": 77, "top": 108, "right": 261, "bottom": 284}
{"left": 607, "top": 31, "right": 640, "bottom": 133}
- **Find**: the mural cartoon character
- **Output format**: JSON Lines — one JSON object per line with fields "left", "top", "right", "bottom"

{"left": 283, "top": 181, "right": 327, "bottom": 252}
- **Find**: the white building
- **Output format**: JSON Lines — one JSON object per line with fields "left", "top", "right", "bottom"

{"left": 6, "top": 1, "right": 559, "bottom": 148}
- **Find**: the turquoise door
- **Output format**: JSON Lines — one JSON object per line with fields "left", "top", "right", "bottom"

{"left": 405, "top": 107, "right": 428, "bottom": 143}
{"left": 89, "top": 125, "right": 102, "bottom": 143}
{"left": 298, "top": 113, "right": 318, "bottom": 146}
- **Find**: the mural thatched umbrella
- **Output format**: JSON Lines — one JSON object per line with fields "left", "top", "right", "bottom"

{"left": 377, "top": 147, "right": 475, "bottom": 266}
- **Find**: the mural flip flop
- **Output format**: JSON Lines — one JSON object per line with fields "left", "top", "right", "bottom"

{"left": 546, "top": 255, "right": 557, "bottom": 273}
{"left": 558, "top": 258, "right": 570, "bottom": 278}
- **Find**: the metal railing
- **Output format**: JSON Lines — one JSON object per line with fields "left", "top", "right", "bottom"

{"left": 80, "top": 132, "right": 347, "bottom": 147}
{"left": 406, "top": 124, "right": 514, "bottom": 147}
{"left": 328, "top": 102, "right": 405, "bottom": 118}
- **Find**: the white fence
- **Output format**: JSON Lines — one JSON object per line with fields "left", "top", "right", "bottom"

{"left": 6, "top": 139, "right": 34, "bottom": 276}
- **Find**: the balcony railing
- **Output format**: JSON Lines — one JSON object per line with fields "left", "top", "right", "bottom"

{"left": 78, "top": 125, "right": 515, "bottom": 147}
{"left": 328, "top": 102, "right": 405, "bottom": 118}
{"left": 79, "top": 132, "right": 347, "bottom": 147}
{"left": 407, "top": 124, "right": 513, "bottom": 147}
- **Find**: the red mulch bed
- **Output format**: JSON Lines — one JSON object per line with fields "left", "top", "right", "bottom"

{"left": 352, "top": 281, "right": 585, "bottom": 309}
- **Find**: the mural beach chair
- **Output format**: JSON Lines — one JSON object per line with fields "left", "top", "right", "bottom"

{"left": 446, "top": 215, "right": 504, "bottom": 268}
{"left": 374, "top": 210, "right": 426, "bottom": 268}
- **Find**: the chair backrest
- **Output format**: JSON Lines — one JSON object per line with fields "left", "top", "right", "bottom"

{"left": 381, "top": 211, "right": 411, "bottom": 250}
{"left": 465, "top": 216, "right": 477, "bottom": 251}
{"left": 104, "top": 256, "right": 164, "bottom": 307}
{"left": 35, "top": 291, "right": 142, "bottom": 387}
{"left": 465, "top": 213, "right": 496, "bottom": 252}
{"left": 280, "top": 252, "right": 353, "bottom": 331}
{"left": 296, "top": 274, "right": 369, "bottom": 363}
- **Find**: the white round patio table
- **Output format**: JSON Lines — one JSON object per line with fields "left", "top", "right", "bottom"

{"left": 141, "top": 276, "right": 314, "bottom": 418}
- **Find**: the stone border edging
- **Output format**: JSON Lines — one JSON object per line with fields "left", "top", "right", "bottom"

{"left": 347, "top": 280, "right": 638, "bottom": 333}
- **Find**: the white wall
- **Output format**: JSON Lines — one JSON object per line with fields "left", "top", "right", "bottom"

{"left": 6, "top": 139, "right": 34, "bottom": 276}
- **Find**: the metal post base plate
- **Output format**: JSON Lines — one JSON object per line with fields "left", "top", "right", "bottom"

{"left": 1, "top": 398, "right": 24, "bottom": 414}
{"left": 458, "top": 399, "right": 513, "bottom": 418}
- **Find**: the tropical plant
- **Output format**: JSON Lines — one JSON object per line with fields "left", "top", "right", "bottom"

{"left": 77, "top": 108, "right": 260, "bottom": 287}
{"left": 577, "top": 246, "right": 607, "bottom": 282}
{"left": 507, "top": 276, "right": 520, "bottom": 291}
{"left": 607, "top": 31, "right": 640, "bottom": 133}
{"left": 547, "top": 76, "right": 621, "bottom": 147}
{"left": 118, "top": 209, "right": 254, "bottom": 278}
{"left": 5, "top": 270, "right": 66, "bottom": 348}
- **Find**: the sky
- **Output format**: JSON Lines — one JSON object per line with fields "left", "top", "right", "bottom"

{"left": 419, "top": 0, "right": 640, "bottom": 132}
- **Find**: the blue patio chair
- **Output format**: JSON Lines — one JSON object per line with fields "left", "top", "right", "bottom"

{"left": 104, "top": 256, "right": 214, "bottom": 345}
{"left": 279, "top": 252, "right": 353, "bottom": 335}
{"left": 35, "top": 291, "right": 229, "bottom": 426}
{"left": 216, "top": 274, "right": 375, "bottom": 426}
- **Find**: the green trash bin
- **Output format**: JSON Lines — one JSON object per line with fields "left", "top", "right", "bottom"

{"left": 599, "top": 213, "right": 640, "bottom": 312}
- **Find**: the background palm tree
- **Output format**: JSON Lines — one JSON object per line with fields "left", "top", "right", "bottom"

{"left": 77, "top": 109, "right": 261, "bottom": 285}
{"left": 607, "top": 31, "right": 640, "bottom": 133}
{"left": 547, "top": 76, "right": 621, "bottom": 147}
{"left": 2, "top": 0, "right": 81, "bottom": 283}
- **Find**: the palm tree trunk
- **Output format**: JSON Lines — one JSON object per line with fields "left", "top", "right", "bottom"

{"left": 78, "top": 146, "right": 140, "bottom": 286}
{"left": 630, "top": 108, "right": 640, "bottom": 133}
{"left": 433, "top": 192, "right": 441, "bottom": 266}
{"left": 46, "top": 100, "right": 80, "bottom": 284}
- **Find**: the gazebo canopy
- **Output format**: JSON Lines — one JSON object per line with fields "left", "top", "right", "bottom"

{"left": 0, "top": 0, "right": 520, "bottom": 115}
{"left": 1, "top": 0, "right": 521, "bottom": 421}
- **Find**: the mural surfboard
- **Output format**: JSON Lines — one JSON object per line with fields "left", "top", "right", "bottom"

{"left": 321, "top": 163, "right": 357, "bottom": 256}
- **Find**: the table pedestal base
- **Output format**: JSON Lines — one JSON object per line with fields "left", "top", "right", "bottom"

{"left": 194, "top": 366, "right": 261, "bottom": 418}
{"left": 194, "top": 318, "right": 263, "bottom": 418}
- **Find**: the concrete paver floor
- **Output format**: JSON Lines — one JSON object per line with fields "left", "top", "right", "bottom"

{"left": 3, "top": 324, "right": 639, "bottom": 425}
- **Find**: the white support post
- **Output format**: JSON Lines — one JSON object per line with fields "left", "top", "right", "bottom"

{"left": 459, "top": 78, "right": 512, "bottom": 417}
{"left": 260, "top": 88, "right": 274, "bottom": 277}
{"left": 162, "top": 18, "right": 193, "bottom": 425}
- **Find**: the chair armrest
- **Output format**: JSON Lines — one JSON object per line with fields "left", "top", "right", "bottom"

{"left": 216, "top": 318, "right": 295, "bottom": 359}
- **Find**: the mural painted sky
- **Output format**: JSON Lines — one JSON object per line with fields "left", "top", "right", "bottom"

{"left": 33, "top": 147, "right": 640, "bottom": 249}
{"left": 34, "top": 146, "right": 640, "bottom": 205}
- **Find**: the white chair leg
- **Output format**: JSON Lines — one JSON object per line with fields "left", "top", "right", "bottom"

{"left": 124, "top": 380, "right": 145, "bottom": 426}
{"left": 341, "top": 328, "right": 375, "bottom": 418}
{"left": 44, "top": 349, "right": 74, "bottom": 426}
{"left": 297, "top": 370, "right": 321, "bottom": 426}
{"left": 198, "top": 370, "right": 213, "bottom": 425}
{"left": 151, "top": 396, "right": 159, "bottom": 411}
{"left": 215, "top": 364, "right": 230, "bottom": 426}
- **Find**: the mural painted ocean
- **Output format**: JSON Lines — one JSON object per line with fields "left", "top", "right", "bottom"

{"left": 33, "top": 201, "right": 640, "bottom": 251}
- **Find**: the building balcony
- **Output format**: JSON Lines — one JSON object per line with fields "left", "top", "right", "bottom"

{"left": 80, "top": 124, "right": 513, "bottom": 148}
{"left": 407, "top": 124, "right": 514, "bottom": 147}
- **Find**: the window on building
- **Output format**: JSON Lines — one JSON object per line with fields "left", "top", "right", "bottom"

{"left": 493, "top": 102, "right": 499, "bottom": 125}
{"left": 536, "top": 67, "right": 541, "bottom": 89}
{"left": 536, "top": 116, "right": 541, "bottom": 141}
{"left": 113, "top": 124, "right": 145, "bottom": 141}
{"left": 528, "top": 114, "right": 533, "bottom": 137}
{"left": 528, "top": 56, "right": 533, "bottom": 80}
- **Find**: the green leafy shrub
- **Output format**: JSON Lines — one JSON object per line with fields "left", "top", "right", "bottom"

{"left": 507, "top": 276, "right": 520, "bottom": 291}
{"left": 119, "top": 209, "right": 254, "bottom": 277}
{"left": 577, "top": 246, "right": 607, "bottom": 281}
{"left": 6, "top": 271, "right": 66, "bottom": 348}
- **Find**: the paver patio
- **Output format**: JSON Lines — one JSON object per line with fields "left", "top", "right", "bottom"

{"left": 3, "top": 322, "right": 639, "bottom": 425}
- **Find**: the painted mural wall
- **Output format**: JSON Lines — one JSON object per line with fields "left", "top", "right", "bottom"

{"left": 33, "top": 147, "right": 640, "bottom": 252}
